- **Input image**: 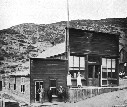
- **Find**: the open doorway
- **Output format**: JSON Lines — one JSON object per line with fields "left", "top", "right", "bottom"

{"left": 88, "top": 65, "right": 101, "bottom": 86}
{"left": 35, "top": 81, "right": 43, "bottom": 102}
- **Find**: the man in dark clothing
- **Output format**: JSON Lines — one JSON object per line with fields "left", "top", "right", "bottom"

{"left": 57, "top": 86, "right": 66, "bottom": 102}
{"left": 47, "top": 87, "right": 53, "bottom": 102}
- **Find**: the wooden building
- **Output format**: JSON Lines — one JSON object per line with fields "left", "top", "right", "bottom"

{"left": 2, "top": 28, "right": 120, "bottom": 104}
{"left": 2, "top": 71, "right": 30, "bottom": 103}
{"left": 30, "top": 27, "right": 119, "bottom": 103}
{"left": 32, "top": 28, "right": 119, "bottom": 89}
{"left": 30, "top": 58, "right": 68, "bottom": 103}
{"left": 68, "top": 28, "right": 119, "bottom": 87}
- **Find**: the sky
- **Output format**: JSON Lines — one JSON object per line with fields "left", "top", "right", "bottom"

{"left": 0, "top": 0, "right": 127, "bottom": 30}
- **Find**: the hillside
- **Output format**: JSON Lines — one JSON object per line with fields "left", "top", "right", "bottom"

{"left": 0, "top": 18, "right": 127, "bottom": 74}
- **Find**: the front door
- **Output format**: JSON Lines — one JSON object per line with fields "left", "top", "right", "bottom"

{"left": 88, "top": 65, "right": 101, "bottom": 86}
{"left": 35, "top": 81, "right": 43, "bottom": 102}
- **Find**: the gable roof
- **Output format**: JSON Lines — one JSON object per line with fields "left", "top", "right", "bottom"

{"left": 120, "top": 47, "right": 127, "bottom": 53}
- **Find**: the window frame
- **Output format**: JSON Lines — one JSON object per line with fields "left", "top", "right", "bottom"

{"left": 69, "top": 55, "right": 85, "bottom": 78}
{"left": 102, "top": 58, "right": 116, "bottom": 79}
{"left": 69, "top": 55, "right": 85, "bottom": 70}
{"left": 21, "top": 77, "right": 25, "bottom": 93}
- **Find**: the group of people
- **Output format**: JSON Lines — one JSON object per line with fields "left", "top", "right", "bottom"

{"left": 37, "top": 85, "right": 66, "bottom": 103}
{"left": 67, "top": 72, "right": 82, "bottom": 88}
{"left": 37, "top": 72, "right": 82, "bottom": 103}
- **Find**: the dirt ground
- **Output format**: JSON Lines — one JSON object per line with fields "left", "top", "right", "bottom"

{"left": 56, "top": 89, "right": 127, "bottom": 107}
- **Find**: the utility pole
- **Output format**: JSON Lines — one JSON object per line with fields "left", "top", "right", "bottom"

{"left": 66, "top": 0, "right": 70, "bottom": 59}
{"left": 66, "top": 0, "right": 70, "bottom": 74}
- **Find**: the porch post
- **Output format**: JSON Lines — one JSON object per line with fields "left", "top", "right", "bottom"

{"left": 116, "top": 58, "right": 119, "bottom": 86}
{"left": 85, "top": 55, "right": 88, "bottom": 86}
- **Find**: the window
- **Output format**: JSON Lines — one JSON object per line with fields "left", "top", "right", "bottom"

{"left": 14, "top": 84, "right": 16, "bottom": 90}
{"left": 69, "top": 55, "right": 85, "bottom": 78}
{"left": 21, "top": 85, "right": 25, "bottom": 93}
{"left": 69, "top": 56, "right": 85, "bottom": 69}
{"left": 14, "top": 77, "right": 16, "bottom": 90}
{"left": 102, "top": 58, "right": 116, "bottom": 78}
{"left": 74, "top": 56, "right": 79, "bottom": 67}
{"left": 50, "top": 79, "right": 56, "bottom": 87}
{"left": 9, "top": 83, "right": 10, "bottom": 89}
{"left": 80, "top": 57, "right": 85, "bottom": 68}
{"left": 21, "top": 77, "right": 25, "bottom": 93}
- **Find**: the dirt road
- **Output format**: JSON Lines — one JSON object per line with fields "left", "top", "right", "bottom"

{"left": 57, "top": 89, "right": 127, "bottom": 107}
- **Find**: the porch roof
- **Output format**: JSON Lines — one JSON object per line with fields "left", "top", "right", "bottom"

{"left": 37, "top": 42, "right": 66, "bottom": 58}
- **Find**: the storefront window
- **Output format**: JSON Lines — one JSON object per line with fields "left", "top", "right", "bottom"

{"left": 74, "top": 56, "right": 79, "bottom": 67}
{"left": 102, "top": 58, "right": 116, "bottom": 78}
{"left": 69, "top": 55, "right": 85, "bottom": 78}
{"left": 80, "top": 57, "right": 85, "bottom": 68}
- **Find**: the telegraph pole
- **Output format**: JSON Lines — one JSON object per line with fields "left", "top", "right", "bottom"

{"left": 66, "top": 0, "right": 70, "bottom": 74}
{"left": 66, "top": 0, "right": 70, "bottom": 60}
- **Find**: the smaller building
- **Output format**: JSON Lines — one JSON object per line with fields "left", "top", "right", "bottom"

{"left": 30, "top": 58, "right": 68, "bottom": 103}
{"left": 2, "top": 71, "right": 30, "bottom": 103}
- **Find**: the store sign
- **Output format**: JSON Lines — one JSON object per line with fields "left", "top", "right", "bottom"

{"left": 88, "top": 61, "right": 96, "bottom": 64}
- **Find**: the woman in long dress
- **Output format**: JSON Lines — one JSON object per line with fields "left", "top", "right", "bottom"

{"left": 67, "top": 72, "right": 72, "bottom": 88}
{"left": 77, "top": 72, "right": 82, "bottom": 88}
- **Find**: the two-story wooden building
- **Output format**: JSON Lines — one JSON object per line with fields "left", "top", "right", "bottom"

{"left": 30, "top": 28, "right": 119, "bottom": 103}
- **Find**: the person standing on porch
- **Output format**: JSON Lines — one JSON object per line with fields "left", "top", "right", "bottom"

{"left": 38, "top": 85, "right": 44, "bottom": 103}
{"left": 57, "top": 86, "right": 66, "bottom": 102}
{"left": 67, "top": 72, "right": 72, "bottom": 88}
{"left": 47, "top": 87, "right": 53, "bottom": 102}
{"left": 77, "top": 72, "right": 82, "bottom": 88}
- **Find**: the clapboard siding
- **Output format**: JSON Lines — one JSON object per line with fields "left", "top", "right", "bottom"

{"left": 69, "top": 28, "right": 119, "bottom": 56}
{"left": 30, "top": 58, "right": 68, "bottom": 103}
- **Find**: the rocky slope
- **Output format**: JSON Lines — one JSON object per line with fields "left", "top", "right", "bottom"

{"left": 0, "top": 18, "right": 127, "bottom": 74}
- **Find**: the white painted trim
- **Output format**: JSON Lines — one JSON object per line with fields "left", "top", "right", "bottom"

{"left": 34, "top": 81, "right": 43, "bottom": 103}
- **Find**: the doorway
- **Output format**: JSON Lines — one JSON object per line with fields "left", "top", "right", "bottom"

{"left": 35, "top": 81, "right": 43, "bottom": 102}
{"left": 49, "top": 79, "right": 57, "bottom": 96}
{"left": 88, "top": 65, "right": 101, "bottom": 86}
